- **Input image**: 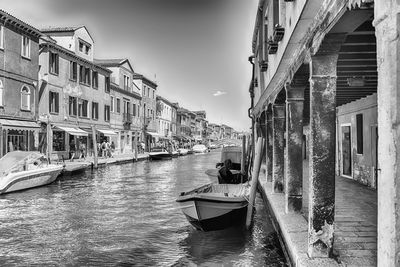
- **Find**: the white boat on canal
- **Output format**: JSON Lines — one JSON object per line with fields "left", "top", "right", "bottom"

{"left": 176, "top": 183, "right": 250, "bottom": 231}
{"left": 0, "top": 151, "right": 64, "bottom": 194}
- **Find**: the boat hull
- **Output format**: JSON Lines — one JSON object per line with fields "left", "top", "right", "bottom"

{"left": 0, "top": 166, "right": 63, "bottom": 194}
{"left": 149, "top": 153, "right": 172, "bottom": 160}
{"left": 177, "top": 184, "right": 249, "bottom": 231}
{"left": 184, "top": 205, "right": 247, "bottom": 231}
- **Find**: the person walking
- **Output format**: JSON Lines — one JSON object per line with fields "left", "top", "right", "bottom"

{"left": 101, "top": 140, "right": 107, "bottom": 158}
{"left": 79, "top": 141, "right": 86, "bottom": 160}
{"left": 69, "top": 139, "right": 76, "bottom": 162}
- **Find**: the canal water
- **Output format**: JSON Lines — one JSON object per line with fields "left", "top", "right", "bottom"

{"left": 0, "top": 150, "right": 287, "bottom": 266}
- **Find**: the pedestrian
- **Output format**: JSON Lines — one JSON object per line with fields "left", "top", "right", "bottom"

{"left": 101, "top": 140, "right": 107, "bottom": 158}
{"left": 70, "top": 139, "right": 76, "bottom": 162}
{"left": 79, "top": 141, "right": 86, "bottom": 160}
{"left": 111, "top": 141, "right": 115, "bottom": 153}
{"left": 106, "top": 141, "right": 112, "bottom": 158}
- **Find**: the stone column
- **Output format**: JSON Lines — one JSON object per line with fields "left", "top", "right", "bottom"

{"left": 374, "top": 2, "right": 400, "bottom": 266}
{"left": 266, "top": 110, "right": 273, "bottom": 182}
{"left": 308, "top": 53, "right": 338, "bottom": 258}
{"left": 285, "top": 86, "right": 304, "bottom": 213}
{"left": 272, "top": 104, "right": 285, "bottom": 193}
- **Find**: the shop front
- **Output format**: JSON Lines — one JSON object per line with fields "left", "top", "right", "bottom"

{"left": 0, "top": 119, "right": 40, "bottom": 157}
{"left": 52, "top": 125, "right": 89, "bottom": 160}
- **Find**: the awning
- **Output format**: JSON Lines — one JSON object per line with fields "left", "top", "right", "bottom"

{"left": 0, "top": 119, "right": 40, "bottom": 131}
{"left": 97, "top": 129, "right": 117, "bottom": 136}
{"left": 146, "top": 131, "right": 162, "bottom": 137}
{"left": 55, "top": 125, "right": 88, "bottom": 136}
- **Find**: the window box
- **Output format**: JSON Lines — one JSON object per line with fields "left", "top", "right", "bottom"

{"left": 267, "top": 37, "right": 278, "bottom": 54}
{"left": 273, "top": 25, "right": 285, "bottom": 42}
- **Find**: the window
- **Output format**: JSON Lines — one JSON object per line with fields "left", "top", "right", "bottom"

{"left": 124, "top": 75, "right": 130, "bottom": 91}
{"left": 92, "top": 71, "right": 98, "bottom": 88}
{"left": 79, "top": 40, "right": 91, "bottom": 55}
{"left": 147, "top": 87, "right": 150, "bottom": 97}
{"left": 92, "top": 102, "right": 99, "bottom": 119}
{"left": 49, "top": 52, "right": 59, "bottom": 75}
{"left": 78, "top": 99, "right": 89, "bottom": 117}
{"left": 79, "top": 65, "right": 84, "bottom": 83}
{"left": 20, "top": 85, "right": 30, "bottom": 110}
{"left": 152, "top": 90, "right": 154, "bottom": 99}
{"left": 110, "top": 96, "right": 114, "bottom": 112}
{"left": 21, "top": 36, "right": 30, "bottom": 58}
{"left": 49, "top": 91, "right": 59, "bottom": 113}
{"left": 0, "top": 80, "right": 3, "bottom": 106}
{"left": 70, "top": 61, "right": 77, "bottom": 81}
{"left": 69, "top": 96, "right": 77, "bottom": 116}
{"left": 105, "top": 76, "right": 110, "bottom": 93}
{"left": 84, "top": 68, "right": 91, "bottom": 85}
{"left": 356, "top": 114, "right": 363, "bottom": 154}
{"left": 132, "top": 103, "right": 136, "bottom": 116}
{"left": 0, "top": 26, "right": 4, "bottom": 49}
{"left": 137, "top": 105, "right": 140, "bottom": 117}
{"left": 116, "top": 98, "right": 121, "bottom": 113}
{"left": 104, "top": 105, "right": 110, "bottom": 121}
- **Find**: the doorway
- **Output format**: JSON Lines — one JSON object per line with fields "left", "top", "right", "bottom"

{"left": 341, "top": 125, "right": 352, "bottom": 177}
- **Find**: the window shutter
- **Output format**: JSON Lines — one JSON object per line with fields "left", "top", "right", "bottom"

{"left": 55, "top": 92, "right": 59, "bottom": 113}
{"left": 49, "top": 91, "right": 52, "bottom": 112}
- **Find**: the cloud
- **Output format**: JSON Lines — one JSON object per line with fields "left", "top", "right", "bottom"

{"left": 213, "top": 90, "right": 227, "bottom": 97}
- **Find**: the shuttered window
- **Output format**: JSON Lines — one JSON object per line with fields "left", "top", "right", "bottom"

{"left": 20, "top": 85, "right": 30, "bottom": 111}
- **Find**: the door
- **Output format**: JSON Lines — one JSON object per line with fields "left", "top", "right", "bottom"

{"left": 342, "top": 125, "right": 352, "bottom": 177}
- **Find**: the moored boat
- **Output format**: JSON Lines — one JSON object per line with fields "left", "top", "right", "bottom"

{"left": 149, "top": 147, "right": 172, "bottom": 160}
{"left": 192, "top": 144, "right": 208, "bottom": 153}
{"left": 0, "top": 151, "right": 64, "bottom": 194}
{"left": 177, "top": 148, "right": 189, "bottom": 156}
{"left": 176, "top": 183, "right": 250, "bottom": 231}
{"left": 205, "top": 146, "right": 245, "bottom": 183}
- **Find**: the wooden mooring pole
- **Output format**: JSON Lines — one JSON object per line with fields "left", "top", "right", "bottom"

{"left": 241, "top": 135, "right": 246, "bottom": 183}
{"left": 91, "top": 125, "right": 98, "bottom": 169}
{"left": 246, "top": 136, "right": 264, "bottom": 229}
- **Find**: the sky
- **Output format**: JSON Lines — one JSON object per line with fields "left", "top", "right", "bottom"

{"left": 1, "top": 0, "right": 258, "bottom": 131}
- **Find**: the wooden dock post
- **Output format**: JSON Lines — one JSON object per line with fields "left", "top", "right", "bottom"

{"left": 46, "top": 122, "right": 52, "bottom": 164}
{"left": 241, "top": 135, "right": 246, "bottom": 183}
{"left": 246, "top": 136, "right": 264, "bottom": 229}
{"left": 91, "top": 125, "right": 98, "bottom": 169}
{"left": 134, "top": 131, "right": 138, "bottom": 161}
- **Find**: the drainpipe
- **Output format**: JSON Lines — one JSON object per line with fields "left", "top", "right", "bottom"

{"left": 248, "top": 55, "right": 255, "bottom": 161}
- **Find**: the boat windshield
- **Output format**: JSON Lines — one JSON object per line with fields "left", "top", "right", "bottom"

{"left": 0, "top": 151, "right": 44, "bottom": 176}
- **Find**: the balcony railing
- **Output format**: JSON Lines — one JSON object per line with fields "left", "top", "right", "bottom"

{"left": 123, "top": 113, "right": 132, "bottom": 123}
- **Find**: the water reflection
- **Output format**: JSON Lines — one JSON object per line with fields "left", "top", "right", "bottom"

{"left": 0, "top": 150, "right": 287, "bottom": 266}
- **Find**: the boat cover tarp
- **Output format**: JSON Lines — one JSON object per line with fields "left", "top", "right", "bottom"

{"left": 0, "top": 151, "right": 44, "bottom": 176}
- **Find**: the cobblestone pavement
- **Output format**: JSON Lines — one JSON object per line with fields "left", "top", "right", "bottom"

{"left": 302, "top": 161, "right": 377, "bottom": 266}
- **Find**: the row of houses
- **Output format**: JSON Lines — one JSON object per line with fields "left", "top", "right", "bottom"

{"left": 0, "top": 10, "right": 240, "bottom": 160}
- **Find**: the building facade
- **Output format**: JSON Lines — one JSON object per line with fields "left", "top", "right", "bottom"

{"left": 0, "top": 10, "right": 42, "bottom": 157}
{"left": 156, "top": 95, "right": 175, "bottom": 140}
{"left": 39, "top": 26, "right": 112, "bottom": 159}
{"left": 96, "top": 58, "right": 142, "bottom": 154}
{"left": 133, "top": 73, "right": 157, "bottom": 151}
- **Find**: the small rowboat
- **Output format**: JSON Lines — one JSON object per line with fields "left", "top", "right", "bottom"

{"left": 176, "top": 183, "right": 250, "bottom": 231}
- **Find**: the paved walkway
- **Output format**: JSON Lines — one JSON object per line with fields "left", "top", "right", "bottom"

{"left": 301, "top": 160, "right": 377, "bottom": 265}
{"left": 259, "top": 161, "right": 377, "bottom": 266}
{"left": 61, "top": 153, "right": 149, "bottom": 171}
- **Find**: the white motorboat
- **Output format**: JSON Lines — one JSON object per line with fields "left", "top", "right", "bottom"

{"left": 192, "top": 144, "right": 208, "bottom": 153}
{"left": 176, "top": 183, "right": 250, "bottom": 231}
{"left": 177, "top": 148, "right": 189, "bottom": 156}
{"left": 0, "top": 151, "right": 64, "bottom": 194}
